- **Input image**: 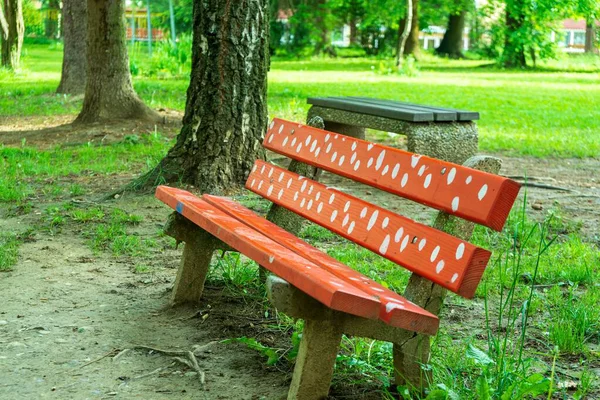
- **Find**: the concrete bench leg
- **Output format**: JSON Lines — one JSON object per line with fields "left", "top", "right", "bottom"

{"left": 393, "top": 333, "right": 430, "bottom": 391}
{"left": 288, "top": 319, "right": 343, "bottom": 400}
{"left": 393, "top": 155, "right": 503, "bottom": 392}
{"left": 164, "top": 212, "right": 219, "bottom": 305}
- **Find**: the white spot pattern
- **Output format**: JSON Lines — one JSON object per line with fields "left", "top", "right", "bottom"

{"left": 379, "top": 235, "right": 390, "bottom": 255}
{"left": 424, "top": 173, "right": 432, "bottom": 189}
{"left": 367, "top": 210, "right": 379, "bottom": 231}
{"left": 430, "top": 246, "right": 440, "bottom": 262}
{"left": 451, "top": 196, "right": 459, "bottom": 212}
{"left": 455, "top": 243, "right": 465, "bottom": 260}
{"left": 392, "top": 163, "right": 400, "bottom": 179}
{"left": 478, "top": 184, "right": 488, "bottom": 201}
{"left": 447, "top": 168, "right": 456, "bottom": 185}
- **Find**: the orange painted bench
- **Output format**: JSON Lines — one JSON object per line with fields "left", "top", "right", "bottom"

{"left": 156, "top": 118, "right": 520, "bottom": 399}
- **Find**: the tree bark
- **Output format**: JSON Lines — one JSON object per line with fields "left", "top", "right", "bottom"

{"left": 349, "top": 17, "right": 358, "bottom": 46}
{"left": 132, "top": 0, "right": 270, "bottom": 195}
{"left": 396, "top": 0, "right": 412, "bottom": 67}
{"left": 44, "top": 0, "right": 60, "bottom": 39}
{"left": 585, "top": 19, "right": 598, "bottom": 54}
{"left": 0, "top": 0, "right": 24, "bottom": 70}
{"left": 57, "top": 0, "right": 87, "bottom": 95}
{"left": 436, "top": 11, "right": 466, "bottom": 58}
{"left": 75, "top": 0, "right": 158, "bottom": 124}
{"left": 402, "top": 0, "right": 420, "bottom": 59}
{"left": 502, "top": 1, "right": 526, "bottom": 68}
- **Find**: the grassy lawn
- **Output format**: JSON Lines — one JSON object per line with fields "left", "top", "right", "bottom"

{"left": 2, "top": 44, "right": 599, "bottom": 158}
{"left": 1, "top": 44, "right": 599, "bottom": 398}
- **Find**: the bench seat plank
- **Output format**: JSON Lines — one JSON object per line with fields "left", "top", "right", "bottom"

{"left": 346, "top": 97, "right": 480, "bottom": 121}
{"left": 264, "top": 118, "right": 520, "bottom": 231}
{"left": 203, "top": 194, "right": 439, "bottom": 335}
{"left": 308, "top": 97, "right": 434, "bottom": 122}
{"left": 156, "top": 186, "right": 381, "bottom": 322}
{"left": 338, "top": 97, "right": 457, "bottom": 122}
{"left": 246, "top": 160, "right": 491, "bottom": 298}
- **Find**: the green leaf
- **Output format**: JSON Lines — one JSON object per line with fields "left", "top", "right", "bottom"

{"left": 476, "top": 375, "right": 491, "bottom": 400}
{"left": 425, "top": 389, "right": 448, "bottom": 400}
{"left": 466, "top": 344, "right": 495, "bottom": 366}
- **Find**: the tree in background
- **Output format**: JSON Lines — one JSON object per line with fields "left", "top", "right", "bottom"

{"left": 331, "top": 0, "right": 367, "bottom": 46}
{"left": 57, "top": 0, "right": 87, "bottom": 95}
{"left": 501, "top": 0, "right": 564, "bottom": 68}
{"left": 75, "top": 0, "right": 158, "bottom": 123}
{"left": 0, "top": 0, "right": 24, "bottom": 70}
{"left": 399, "top": 0, "right": 420, "bottom": 58}
{"left": 132, "top": 0, "right": 270, "bottom": 194}
{"left": 435, "top": 0, "right": 474, "bottom": 58}
{"left": 570, "top": 0, "right": 599, "bottom": 54}
{"left": 396, "top": 0, "right": 413, "bottom": 66}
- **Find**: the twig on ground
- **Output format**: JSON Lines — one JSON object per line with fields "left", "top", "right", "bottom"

{"left": 79, "top": 348, "right": 119, "bottom": 369}
{"left": 192, "top": 341, "right": 218, "bottom": 356}
{"left": 520, "top": 182, "right": 572, "bottom": 191}
{"left": 506, "top": 175, "right": 557, "bottom": 182}
{"left": 123, "top": 344, "right": 213, "bottom": 385}
{"left": 548, "top": 194, "right": 600, "bottom": 200}
{"left": 132, "top": 363, "right": 174, "bottom": 380}
{"left": 112, "top": 348, "right": 131, "bottom": 362}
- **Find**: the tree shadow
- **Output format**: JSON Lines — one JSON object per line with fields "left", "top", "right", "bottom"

{"left": 0, "top": 111, "right": 183, "bottom": 149}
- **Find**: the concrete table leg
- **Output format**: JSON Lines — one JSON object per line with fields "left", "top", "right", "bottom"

{"left": 308, "top": 107, "right": 366, "bottom": 140}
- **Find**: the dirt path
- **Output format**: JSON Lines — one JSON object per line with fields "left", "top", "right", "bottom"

{"left": 1, "top": 125, "right": 598, "bottom": 399}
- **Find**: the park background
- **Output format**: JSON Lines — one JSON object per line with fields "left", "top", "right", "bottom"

{"left": 1, "top": 0, "right": 599, "bottom": 399}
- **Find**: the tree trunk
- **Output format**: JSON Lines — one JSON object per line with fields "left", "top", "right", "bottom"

{"left": 0, "top": 0, "right": 24, "bottom": 70}
{"left": 313, "top": 0, "right": 330, "bottom": 54}
{"left": 436, "top": 11, "right": 465, "bottom": 58}
{"left": 132, "top": 0, "right": 269, "bottom": 195}
{"left": 395, "top": 0, "right": 412, "bottom": 67}
{"left": 349, "top": 17, "right": 358, "bottom": 46}
{"left": 44, "top": 0, "right": 60, "bottom": 38}
{"left": 585, "top": 19, "right": 598, "bottom": 54}
{"left": 75, "top": 0, "right": 158, "bottom": 124}
{"left": 57, "top": 0, "right": 87, "bottom": 95}
{"left": 502, "top": 1, "right": 526, "bottom": 68}
{"left": 403, "top": 0, "right": 420, "bottom": 58}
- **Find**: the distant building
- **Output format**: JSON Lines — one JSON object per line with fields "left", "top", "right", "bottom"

{"left": 553, "top": 19, "right": 598, "bottom": 53}
{"left": 420, "top": 26, "right": 470, "bottom": 51}
{"left": 125, "top": 7, "right": 165, "bottom": 42}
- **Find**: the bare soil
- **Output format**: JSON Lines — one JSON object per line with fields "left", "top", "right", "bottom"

{"left": 0, "top": 122, "right": 598, "bottom": 399}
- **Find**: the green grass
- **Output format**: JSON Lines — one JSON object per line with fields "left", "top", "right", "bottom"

{"left": 1, "top": 43, "right": 599, "bottom": 397}
{"left": 0, "top": 233, "right": 20, "bottom": 271}
{"left": 0, "top": 133, "right": 172, "bottom": 203}
{"left": 3, "top": 45, "right": 600, "bottom": 157}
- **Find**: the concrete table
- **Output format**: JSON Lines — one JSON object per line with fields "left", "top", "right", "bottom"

{"left": 307, "top": 96, "right": 479, "bottom": 164}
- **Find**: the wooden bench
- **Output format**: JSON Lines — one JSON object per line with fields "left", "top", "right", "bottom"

{"left": 308, "top": 96, "right": 480, "bottom": 165}
{"left": 155, "top": 118, "right": 520, "bottom": 399}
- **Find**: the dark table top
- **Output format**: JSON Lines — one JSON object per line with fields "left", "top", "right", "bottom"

{"left": 308, "top": 96, "right": 479, "bottom": 122}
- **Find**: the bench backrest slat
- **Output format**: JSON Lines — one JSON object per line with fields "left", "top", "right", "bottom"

{"left": 247, "top": 160, "right": 491, "bottom": 298}
{"left": 264, "top": 118, "right": 520, "bottom": 232}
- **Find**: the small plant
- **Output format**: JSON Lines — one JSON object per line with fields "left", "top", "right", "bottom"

{"left": 223, "top": 337, "right": 280, "bottom": 365}
{"left": 71, "top": 207, "right": 105, "bottom": 222}
{"left": 211, "top": 252, "right": 260, "bottom": 291}
{"left": 0, "top": 233, "right": 20, "bottom": 271}
{"left": 134, "top": 264, "right": 151, "bottom": 274}
{"left": 69, "top": 184, "right": 85, "bottom": 196}
{"left": 547, "top": 286, "right": 600, "bottom": 354}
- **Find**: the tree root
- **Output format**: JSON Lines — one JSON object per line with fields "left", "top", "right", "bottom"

{"left": 115, "top": 342, "right": 218, "bottom": 386}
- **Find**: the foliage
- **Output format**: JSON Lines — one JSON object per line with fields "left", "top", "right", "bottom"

{"left": 0, "top": 233, "right": 20, "bottom": 271}
{"left": 22, "top": 0, "right": 44, "bottom": 37}
{"left": 130, "top": 33, "right": 192, "bottom": 78}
